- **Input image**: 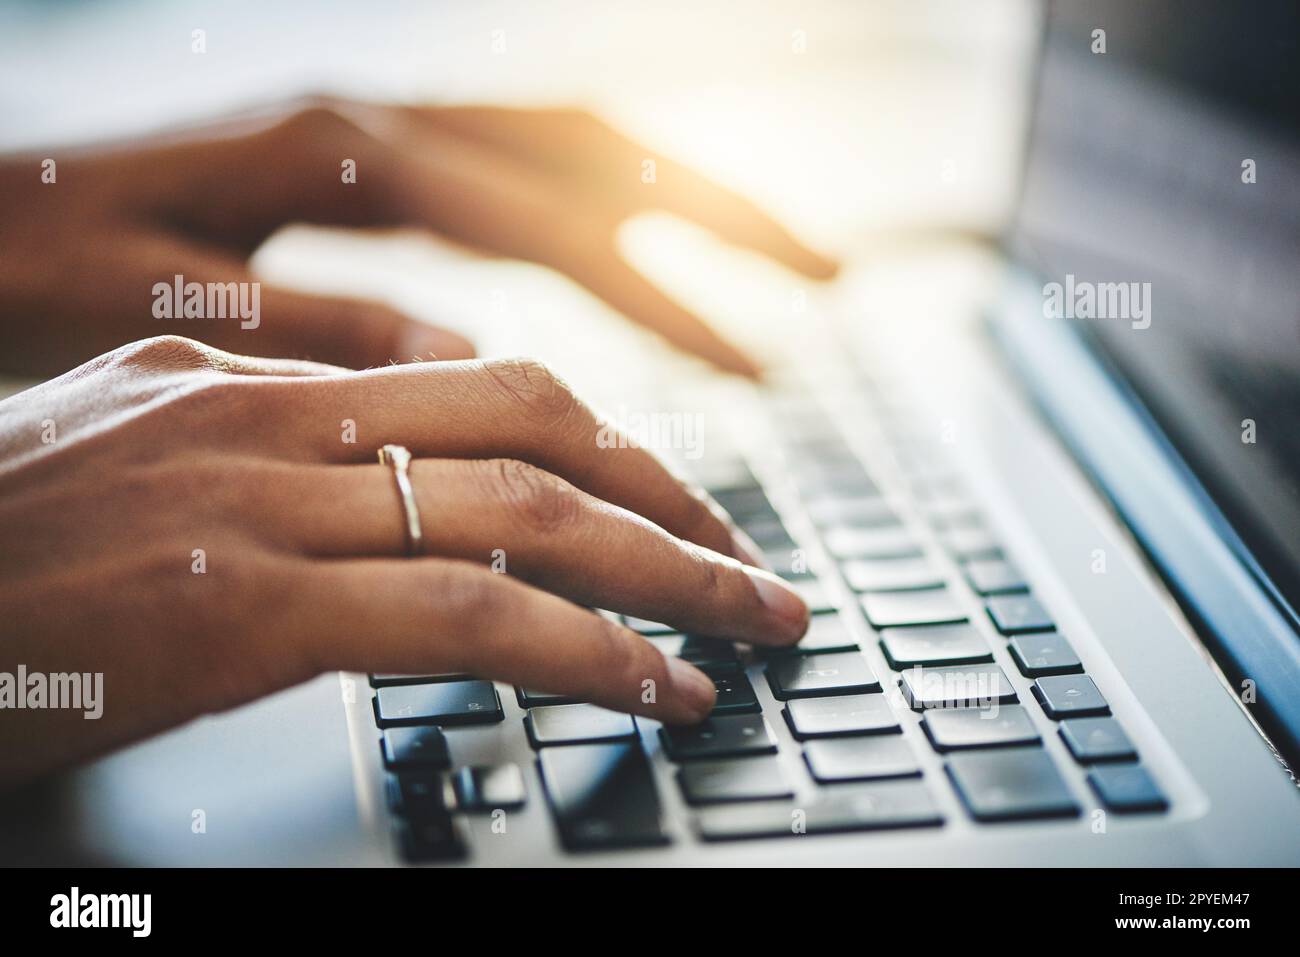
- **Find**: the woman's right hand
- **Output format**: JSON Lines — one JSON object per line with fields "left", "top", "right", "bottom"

{"left": 0, "top": 336, "right": 808, "bottom": 786}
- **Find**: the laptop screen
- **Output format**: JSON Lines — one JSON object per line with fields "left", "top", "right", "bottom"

{"left": 1010, "top": 0, "right": 1300, "bottom": 614}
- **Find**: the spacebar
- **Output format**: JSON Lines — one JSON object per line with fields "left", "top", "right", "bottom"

{"left": 539, "top": 742, "right": 670, "bottom": 851}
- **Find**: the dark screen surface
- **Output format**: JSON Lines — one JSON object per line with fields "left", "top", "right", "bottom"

{"left": 1011, "top": 0, "right": 1300, "bottom": 616}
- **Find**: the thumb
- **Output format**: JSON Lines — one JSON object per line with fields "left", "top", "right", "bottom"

{"left": 249, "top": 285, "right": 477, "bottom": 368}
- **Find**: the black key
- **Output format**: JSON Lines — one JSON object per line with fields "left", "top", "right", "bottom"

{"left": 1088, "top": 764, "right": 1167, "bottom": 812}
{"left": 879, "top": 623, "right": 992, "bottom": 668}
{"left": 922, "top": 704, "right": 1040, "bottom": 751}
{"left": 525, "top": 704, "right": 638, "bottom": 748}
{"left": 516, "top": 687, "right": 579, "bottom": 708}
{"left": 395, "top": 815, "right": 466, "bottom": 862}
{"left": 986, "top": 594, "right": 1054, "bottom": 634}
{"left": 453, "top": 764, "right": 527, "bottom": 812}
{"left": 740, "top": 514, "right": 795, "bottom": 548}
{"left": 947, "top": 748, "right": 1079, "bottom": 821}
{"left": 375, "top": 680, "right": 503, "bottom": 727}
{"left": 678, "top": 757, "right": 794, "bottom": 805}
{"left": 784, "top": 694, "right": 899, "bottom": 739}
{"left": 938, "top": 527, "right": 1002, "bottom": 560}
{"left": 1008, "top": 633, "right": 1082, "bottom": 677}
{"left": 963, "top": 559, "right": 1028, "bottom": 596}
{"left": 767, "top": 651, "right": 880, "bottom": 699}
{"left": 539, "top": 743, "right": 669, "bottom": 850}
{"left": 661, "top": 714, "right": 778, "bottom": 760}
{"left": 806, "top": 496, "right": 899, "bottom": 529}
{"left": 623, "top": 616, "right": 676, "bottom": 636}
{"left": 861, "top": 588, "right": 968, "bottom": 628}
{"left": 1032, "top": 674, "right": 1109, "bottom": 719}
{"left": 382, "top": 727, "right": 451, "bottom": 770}
{"left": 823, "top": 526, "right": 922, "bottom": 561}
{"left": 842, "top": 556, "right": 945, "bottom": 593}
{"left": 790, "top": 578, "right": 837, "bottom": 614}
{"left": 766, "top": 614, "right": 859, "bottom": 656}
{"left": 387, "top": 772, "right": 451, "bottom": 817}
{"left": 710, "top": 485, "right": 773, "bottom": 518}
{"left": 804, "top": 736, "right": 920, "bottom": 782}
{"left": 649, "top": 634, "right": 740, "bottom": 667}
{"left": 900, "top": 663, "right": 1018, "bottom": 711}
{"left": 707, "top": 668, "right": 761, "bottom": 716}
{"left": 695, "top": 780, "right": 942, "bottom": 840}
{"left": 371, "top": 672, "right": 469, "bottom": 687}
{"left": 1060, "top": 717, "right": 1137, "bottom": 763}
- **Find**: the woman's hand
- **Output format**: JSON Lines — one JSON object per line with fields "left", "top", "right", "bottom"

{"left": 0, "top": 99, "right": 836, "bottom": 378}
{"left": 0, "top": 336, "right": 809, "bottom": 786}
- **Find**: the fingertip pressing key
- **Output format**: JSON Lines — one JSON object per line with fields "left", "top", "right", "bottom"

{"left": 666, "top": 656, "right": 717, "bottom": 720}
{"left": 744, "top": 566, "right": 810, "bottom": 643}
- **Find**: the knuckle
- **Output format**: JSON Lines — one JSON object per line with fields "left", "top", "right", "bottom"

{"left": 481, "top": 357, "right": 580, "bottom": 429}
{"left": 489, "top": 458, "right": 581, "bottom": 532}
{"left": 110, "top": 335, "right": 223, "bottom": 373}
{"left": 281, "top": 101, "right": 361, "bottom": 139}
{"left": 426, "top": 562, "right": 506, "bottom": 643}
{"left": 289, "top": 92, "right": 347, "bottom": 116}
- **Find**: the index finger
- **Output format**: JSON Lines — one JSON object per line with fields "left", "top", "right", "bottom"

{"left": 297, "top": 557, "right": 718, "bottom": 725}
{"left": 419, "top": 106, "right": 840, "bottom": 279}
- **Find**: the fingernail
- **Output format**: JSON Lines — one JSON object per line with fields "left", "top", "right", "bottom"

{"left": 667, "top": 656, "right": 716, "bottom": 718}
{"left": 811, "top": 253, "right": 840, "bottom": 279}
{"left": 745, "top": 566, "right": 809, "bottom": 640}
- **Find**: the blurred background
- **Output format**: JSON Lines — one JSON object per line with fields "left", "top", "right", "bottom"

{"left": 0, "top": 0, "right": 1037, "bottom": 385}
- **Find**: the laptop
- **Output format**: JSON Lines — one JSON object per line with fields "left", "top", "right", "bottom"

{"left": 5, "top": 0, "right": 1297, "bottom": 867}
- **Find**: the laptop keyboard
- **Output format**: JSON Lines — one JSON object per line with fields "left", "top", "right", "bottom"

{"left": 365, "top": 378, "right": 1170, "bottom": 862}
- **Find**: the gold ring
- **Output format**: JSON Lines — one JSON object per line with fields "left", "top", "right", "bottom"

{"left": 378, "top": 444, "right": 423, "bottom": 557}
